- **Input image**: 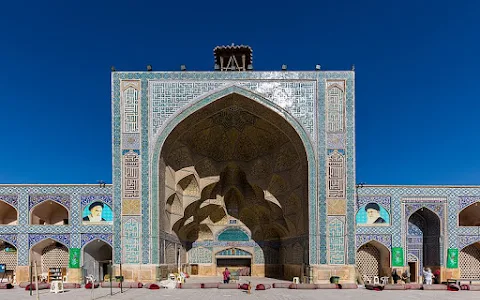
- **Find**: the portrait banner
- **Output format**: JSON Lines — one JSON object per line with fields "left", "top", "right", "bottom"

{"left": 82, "top": 200, "right": 113, "bottom": 225}
{"left": 69, "top": 248, "right": 81, "bottom": 268}
{"left": 447, "top": 248, "right": 458, "bottom": 268}
{"left": 356, "top": 202, "right": 390, "bottom": 226}
{"left": 391, "top": 247, "right": 404, "bottom": 267}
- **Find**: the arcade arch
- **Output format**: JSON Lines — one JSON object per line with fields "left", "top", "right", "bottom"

{"left": 157, "top": 92, "right": 310, "bottom": 278}
{"left": 407, "top": 207, "right": 441, "bottom": 275}
{"left": 30, "top": 238, "right": 69, "bottom": 275}
{"left": 460, "top": 242, "right": 480, "bottom": 280}
{"left": 0, "top": 240, "right": 17, "bottom": 274}
{"left": 30, "top": 201, "right": 69, "bottom": 225}
{"left": 356, "top": 241, "right": 390, "bottom": 278}
{"left": 459, "top": 202, "right": 480, "bottom": 226}
{"left": 82, "top": 240, "right": 112, "bottom": 282}
{"left": 0, "top": 201, "right": 17, "bottom": 225}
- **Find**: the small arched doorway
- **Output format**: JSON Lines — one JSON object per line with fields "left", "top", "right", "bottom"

{"left": 0, "top": 201, "right": 17, "bottom": 225}
{"left": 30, "top": 239, "right": 69, "bottom": 281}
{"left": 459, "top": 242, "right": 480, "bottom": 280}
{"left": 356, "top": 241, "right": 390, "bottom": 278}
{"left": 407, "top": 207, "right": 441, "bottom": 281}
{"left": 30, "top": 201, "right": 69, "bottom": 225}
{"left": 82, "top": 240, "right": 112, "bottom": 282}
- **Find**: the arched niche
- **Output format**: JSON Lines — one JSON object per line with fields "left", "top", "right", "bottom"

{"left": 407, "top": 207, "right": 441, "bottom": 268}
{"left": 82, "top": 239, "right": 112, "bottom": 282}
{"left": 0, "top": 201, "right": 17, "bottom": 225}
{"left": 459, "top": 202, "right": 480, "bottom": 226}
{"left": 0, "top": 240, "right": 17, "bottom": 273}
{"left": 356, "top": 241, "right": 391, "bottom": 277}
{"left": 460, "top": 242, "right": 480, "bottom": 280}
{"left": 30, "top": 238, "right": 69, "bottom": 274}
{"left": 30, "top": 201, "right": 69, "bottom": 225}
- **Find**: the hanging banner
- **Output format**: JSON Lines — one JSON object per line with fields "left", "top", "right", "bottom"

{"left": 69, "top": 248, "right": 81, "bottom": 268}
{"left": 447, "top": 248, "right": 459, "bottom": 268}
{"left": 391, "top": 247, "right": 404, "bottom": 267}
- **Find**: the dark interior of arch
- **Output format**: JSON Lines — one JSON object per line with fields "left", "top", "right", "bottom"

{"left": 459, "top": 202, "right": 480, "bottom": 226}
{"left": 408, "top": 208, "right": 441, "bottom": 267}
{"left": 158, "top": 93, "right": 309, "bottom": 278}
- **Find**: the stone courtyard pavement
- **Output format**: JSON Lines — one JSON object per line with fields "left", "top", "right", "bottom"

{"left": 5, "top": 287, "right": 480, "bottom": 300}
{"left": 3, "top": 277, "right": 480, "bottom": 300}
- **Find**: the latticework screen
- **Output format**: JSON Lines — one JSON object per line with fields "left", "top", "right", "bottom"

{"left": 0, "top": 245, "right": 17, "bottom": 270}
{"left": 41, "top": 244, "right": 68, "bottom": 273}
{"left": 460, "top": 245, "right": 480, "bottom": 280}
{"left": 357, "top": 244, "right": 380, "bottom": 277}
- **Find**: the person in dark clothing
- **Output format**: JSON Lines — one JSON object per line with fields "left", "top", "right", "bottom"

{"left": 392, "top": 269, "right": 400, "bottom": 284}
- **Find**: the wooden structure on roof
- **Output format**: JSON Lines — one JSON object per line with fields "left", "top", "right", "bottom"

{"left": 214, "top": 44, "right": 253, "bottom": 71}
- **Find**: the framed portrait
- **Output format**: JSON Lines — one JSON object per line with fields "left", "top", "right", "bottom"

{"left": 82, "top": 201, "right": 113, "bottom": 225}
{"left": 356, "top": 202, "right": 390, "bottom": 226}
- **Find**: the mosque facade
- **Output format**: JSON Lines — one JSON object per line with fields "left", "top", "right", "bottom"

{"left": 1, "top": 46, "right": 479, "bottom": 284}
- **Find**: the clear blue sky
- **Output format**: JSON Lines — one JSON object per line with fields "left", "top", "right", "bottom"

{"left": 1, "top": 0, "right": 479, "bottom": 185}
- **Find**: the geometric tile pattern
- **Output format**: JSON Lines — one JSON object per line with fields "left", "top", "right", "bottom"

{"left": 0, "top": 184, "right": 112, "bottom": 266}
{"left": 81, "top": 233, "right": 113, "bottom": 248}
{"left": 187, "top": 247, "right": 212, "bottom": 264}
{"left": 0, "top": 195, "right": 18, "bottom": 208}
{"left": 29, "top": 194, "right": 71, "bottom": 210}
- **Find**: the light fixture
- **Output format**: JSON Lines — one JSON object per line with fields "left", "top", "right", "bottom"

{"left": 281, "top": 64, "right": 287, "bottom": 71}
{"left": 111, "top": 66, "right": 116, "bottom": 72}
{"left": 147, "top": 65, "right": 153, "bottom": 71}
{"left": 180, "top": 65, "right": 187, "bottom": 71}
{"left": 315, "top": 64, "right": 321, "bottom": 70}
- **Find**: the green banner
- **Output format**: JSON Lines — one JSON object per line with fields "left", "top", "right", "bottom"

{"left": 69, "top": 248, "right": 81, "bottom": 268}
{"left": 447, "top": 248, "right": 459, "bottom": 268}
{"left": 391, "top": 247, "right": 404, "bottom": 267}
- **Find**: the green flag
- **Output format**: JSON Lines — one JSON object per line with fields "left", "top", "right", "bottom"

{"left": 391, "top": 247, "right": 404, "bottom": 267}
{"left": 447, "top": 249, "right": 458, "bottom": 268}
{"left": 69, "top": 248, "right": 81, "bottom": 268}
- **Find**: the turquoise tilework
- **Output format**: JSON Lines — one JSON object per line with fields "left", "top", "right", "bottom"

{"left": 357, "top": 186, "right": 480, "bottom": 266}
{"left": 0, "top": 185, "right": 112, "bottom": 266}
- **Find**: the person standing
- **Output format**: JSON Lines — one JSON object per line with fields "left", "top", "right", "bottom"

{"left": 223, "top": 268, "right": 230, "bottom": 284}
{"left": 423, "top": 268, "right": 433, "bottom": 285}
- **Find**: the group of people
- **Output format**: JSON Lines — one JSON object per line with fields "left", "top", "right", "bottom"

{"left": 391, "top": 269, "right": 412, "bottom": 284}
{"left": 391, "top": 267, "right": 440, "bottom": 284}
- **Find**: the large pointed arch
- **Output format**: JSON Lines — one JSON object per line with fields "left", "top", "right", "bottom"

{"left": 151, "top": 85, "right": 318, "bottom": 265}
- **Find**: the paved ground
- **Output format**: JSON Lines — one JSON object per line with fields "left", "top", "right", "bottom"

{"left": 3, "top": 277, "right": 480, "bottom": 300}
